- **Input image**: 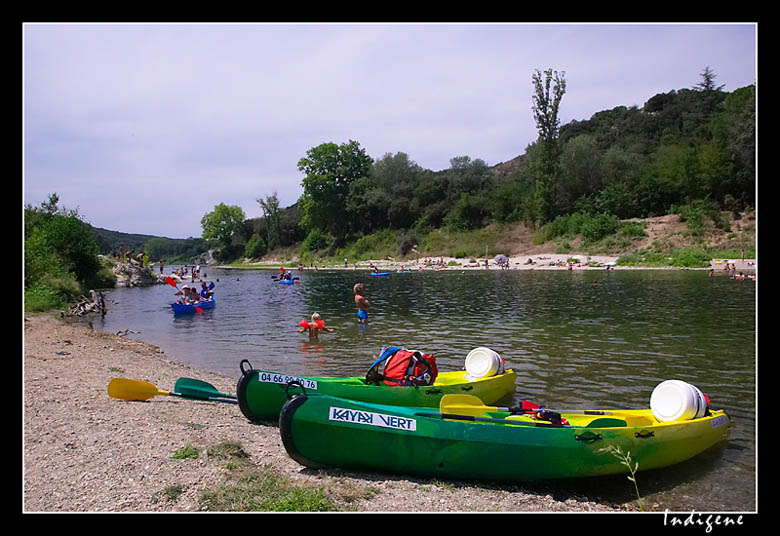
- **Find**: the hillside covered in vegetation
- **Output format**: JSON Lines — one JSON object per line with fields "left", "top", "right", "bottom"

{"left": 200, "top": 69, "right": 755, "bottom": 266}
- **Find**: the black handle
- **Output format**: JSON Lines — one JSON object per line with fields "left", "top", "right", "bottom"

{"left": 240, "top": 359, "right": 254, "bottom": 376}
{"left": 285, "top": 380, "right": 307, "bottom": 400}
{"left": 574, "top": 431, "right": 603, "bottom": 442}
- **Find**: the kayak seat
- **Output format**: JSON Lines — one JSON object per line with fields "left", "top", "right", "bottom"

{"left": 585, "top": 417, "right": 627, "bottom": 428}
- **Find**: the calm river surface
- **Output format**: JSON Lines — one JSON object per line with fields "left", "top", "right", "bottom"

{"left": 95, "top": 267, "right": 756, "bottom": 512}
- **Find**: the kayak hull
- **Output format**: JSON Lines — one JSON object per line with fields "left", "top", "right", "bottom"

{"left": 171, "top": 297, "right": 215, "bottom": 314}
{"left": 279, "top": 393, "right": 730, "bottom": 481}
{"left": 236, "top": 362, "right": 517, "bottom": 422}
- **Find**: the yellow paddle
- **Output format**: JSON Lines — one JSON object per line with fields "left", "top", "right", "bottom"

{"left": 107, "top": 378, "right": 237, "bottom": 404}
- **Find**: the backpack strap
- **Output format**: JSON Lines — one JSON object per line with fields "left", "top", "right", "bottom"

{"left": 402, "top": 351, "right": 433, "bottom": 386}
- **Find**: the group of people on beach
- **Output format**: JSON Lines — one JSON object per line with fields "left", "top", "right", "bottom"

{"left": 709, "top": 255, "right": 757, "bottom": 281}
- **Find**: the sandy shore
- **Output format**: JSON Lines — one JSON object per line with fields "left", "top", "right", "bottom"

{"left": 237, "top": 253, "right": 757, "bottom": 274}
{"left": 23, "top": 313, "right": 630, "bottom": 513}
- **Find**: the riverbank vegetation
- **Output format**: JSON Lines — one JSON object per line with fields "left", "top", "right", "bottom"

{"left": 24, "top": 194, "right": 116, "bottom": 311}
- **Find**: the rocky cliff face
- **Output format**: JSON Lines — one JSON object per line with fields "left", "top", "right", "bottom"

{"left": 193, "top": 249, "right": 216, "bottom": 266}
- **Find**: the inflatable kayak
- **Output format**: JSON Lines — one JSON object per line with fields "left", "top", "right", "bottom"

{"left": 277, "top": 279, "right": 297, "bottom": 285}
{"left": 236, "top": 359, "right": 517, "bottom": 422}
{"left": 278, "top": 391, "right": 730, "bottom": 481}
{"left": 171, "top": 297, "right": 215, "bottom": 314}
{"left": 370, "top": 272, "right": 390, "bottom": 277}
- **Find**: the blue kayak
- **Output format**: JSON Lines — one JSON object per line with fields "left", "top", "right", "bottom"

{"left": 278, "top": 279, "right": 297, "bottom": 285}
{"left": 171, "top": 297, "right": 216, "bottom": 314}
{"left": 370, "top": 272, "right": 390, "bottom": 277}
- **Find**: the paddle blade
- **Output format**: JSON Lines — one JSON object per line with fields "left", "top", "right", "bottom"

{"left": 440, "top": 394, "right": 501, "bottom": 416}
{"left": 175, "top": 378, "right": 236, "bottom": 400}
{"left": 439, "top": 394, "right": 539, "bottom": 416}
{"left": 108, "top": 378, "right": 167, "bottom": 401}
{"left": 165, "top": 276, "right": 178, "bottom": 288}
{"left": 195, "top": 307, "right": 205, "bottom": 313}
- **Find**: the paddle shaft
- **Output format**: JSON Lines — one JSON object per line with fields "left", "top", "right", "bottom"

{"left": 175, "top": 377, "right": 237, "bottom": 399}
{"left": 440, "top": 394, "right": 616, "bottom": 417}
{"left": 416, "top": 412, "right": 568, "bottom": 428}
{"left": 506, "top": 407, "right": 614, "bottom": 416}
{"left": 170, "top": 391, "right": 237, "bottom": 404}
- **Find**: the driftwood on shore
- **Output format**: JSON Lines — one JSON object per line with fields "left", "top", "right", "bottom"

{"left": 67, "top": 290, "right": 106, "bottom": 317}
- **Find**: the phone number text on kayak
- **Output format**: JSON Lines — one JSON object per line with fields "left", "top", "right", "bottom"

{"left": 258, "top": 372, "right": 318, "bottom": 390}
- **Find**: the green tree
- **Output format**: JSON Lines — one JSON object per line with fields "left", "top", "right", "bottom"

{"left": 558, "top": 134, "right": 602, "bottom": 214}
{"left": 352, "top": 151, "right": 424, "bottom": 230}
{"left": 244, "top": 233, "right": 267, "bottom": 258}
{"left": 708, "top": 85, "right": 755, "bottom": 208}
{"left": 256, "top": 192, "right": 282, "bottom": 250}
{"left": 490, "top": 174, "right": 534, "bottom": 223}
{"left": 693, "top": 66, "right": 725, "bottom": 92}
{"left": 201, "top": 203, "right": 246, "bottom": 253}
{"left": 297, "top": 140, "right": 373, "bottom": 242}
{"left": 530, "top": 68, "right": 567, "bottom": 223}
{"left": 532, "top": 69, "right": 567, "bottom": 150}
{"left": 444, "top": 192, "right": 490, "bottom": 231}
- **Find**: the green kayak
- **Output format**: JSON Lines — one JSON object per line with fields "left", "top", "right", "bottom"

{"left": 278, "top": 391, "right": 730, "bottom": 481}
{"left": 236, "top": 359, "right": 517, "bottom": 422}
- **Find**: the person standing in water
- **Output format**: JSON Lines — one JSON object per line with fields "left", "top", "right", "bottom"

{"left": 353, "top": 283, "right": 370, "bottom": 323}
{"left": 297, "top": 312, "right": 334, "bottom": 340}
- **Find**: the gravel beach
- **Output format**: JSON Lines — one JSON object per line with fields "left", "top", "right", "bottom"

{"left": 23, "top": 313, "right": 629, "bottom": 513}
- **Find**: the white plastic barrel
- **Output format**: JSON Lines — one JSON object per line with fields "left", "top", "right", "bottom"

{"left": 465, "top": 347, "right": 503, "bottom": 379}
{"left": 650, "top": 380, "right": 708, "bottom": 422}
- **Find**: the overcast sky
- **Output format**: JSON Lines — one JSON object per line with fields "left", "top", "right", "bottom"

{"left": 23, "top": 23, "right": 757, "bottom": 239}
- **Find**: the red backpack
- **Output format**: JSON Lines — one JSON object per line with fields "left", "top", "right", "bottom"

{"left": 366, "top": 346, "right": 438, "bottom": 387}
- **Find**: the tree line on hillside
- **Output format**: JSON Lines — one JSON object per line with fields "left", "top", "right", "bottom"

{"left": 197, "top": 67, "right": 754, "bottom": 263}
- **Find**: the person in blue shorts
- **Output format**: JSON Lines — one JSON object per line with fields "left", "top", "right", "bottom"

{"left": 353, "top": 283, "right": 370, "bottom": 323}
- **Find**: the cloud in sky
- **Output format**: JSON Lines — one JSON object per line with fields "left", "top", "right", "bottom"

{"left": 23, "top": 23, "right": 756, "bottom": 239}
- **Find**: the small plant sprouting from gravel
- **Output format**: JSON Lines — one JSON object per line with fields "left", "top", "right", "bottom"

{"left": 599, "top": 445, "right": 645, "bottom": 511}
{"left": 162, "top": 484, "right": 186, "bottom": 502}
{"left": 198, "top": 465, "right": 339, "bottom": 512}
{"left": 171, "top": 444, "right": 200, "bottom": 460}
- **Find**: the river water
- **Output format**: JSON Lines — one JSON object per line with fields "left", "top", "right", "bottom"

{"left": 94, "top": 267, "right": 757, "bottom": 512}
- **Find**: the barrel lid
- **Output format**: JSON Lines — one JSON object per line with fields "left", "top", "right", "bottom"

{"left": 650, "top": 379, "right": 703, "bottom": 421}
